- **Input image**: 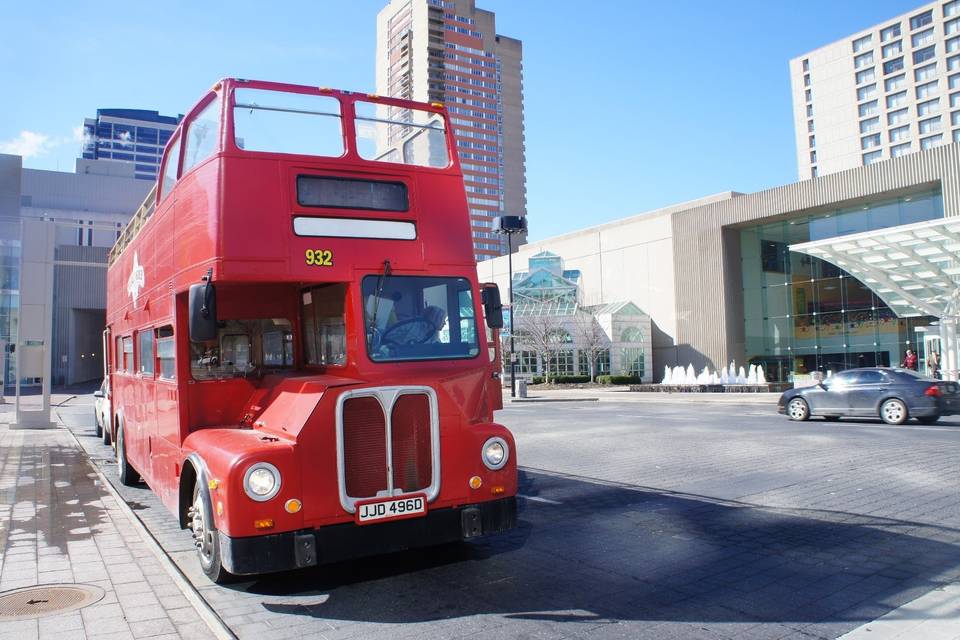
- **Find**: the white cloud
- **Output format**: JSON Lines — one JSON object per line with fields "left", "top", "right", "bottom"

{"left": 0, "top": 130, "right": 54, "bottom": 158}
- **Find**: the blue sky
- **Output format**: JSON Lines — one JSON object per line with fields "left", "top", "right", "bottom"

{"left": 0, "top": 0, "right": 926, "bottom": 241}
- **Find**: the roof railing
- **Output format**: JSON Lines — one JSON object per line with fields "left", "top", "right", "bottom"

{"left": 108, "top": 184, "right": 156, "bottom": 266}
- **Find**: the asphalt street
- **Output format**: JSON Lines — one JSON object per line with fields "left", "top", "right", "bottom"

{"left": 59, "top": 397, "right": 960, "bottom": 640}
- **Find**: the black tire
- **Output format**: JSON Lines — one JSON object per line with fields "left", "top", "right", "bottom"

{"left": 786, "top": 397, "right": 810, "bottom": 421}
{"left": 116, "top": 423, "right": 141, "bottom": 486}
{"left": 190, "top": 483, "right": 232, "bottom": 583}
{"left": 102, "top": 416, "right": 112, "bottom": 446}
{"left": 917, "top": 415, "right": 940, "bottom": 425}
{"left": 879, "top": 398, "right": 908, "bottom": 425}
{"left": 94, "top": 408, "right": 102, "bottom": 439}
{"left": 824, "top": 416, "right": 841, "bottom": 422}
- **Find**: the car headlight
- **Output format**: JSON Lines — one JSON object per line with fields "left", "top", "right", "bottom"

{"left": 243, "top": 462, "right": 281, "bottom": 501}
{"left": 482, "top": 437, "right": 509, "bottom": 471}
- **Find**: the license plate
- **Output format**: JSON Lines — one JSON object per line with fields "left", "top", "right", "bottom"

{"left": 355, "top": 495, "right": 426, "bottom": 525}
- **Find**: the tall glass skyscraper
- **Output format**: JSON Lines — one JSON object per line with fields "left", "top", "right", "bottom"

{"left": 81, "top": 109, "right": 180, "bottom": 180}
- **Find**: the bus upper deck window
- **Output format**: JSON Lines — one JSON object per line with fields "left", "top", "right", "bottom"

{"left": 233, "top": 89, "right": 344, "bottom": 157}
{"left": 182, "top": 94, "right": 221, "bottom": 174}
{"left": 354, "top": 101, "right": 449, "bottom": 168}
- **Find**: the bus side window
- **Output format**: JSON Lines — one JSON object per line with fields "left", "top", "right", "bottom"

{"left": 156, "top": 326, "right": 175, "bottom": 380}
{"left": 122, "top": 336, "right": 133, "bottom": 372}
{"left": 139, "top": 330, "right": 155, "bottom": 376}
{"left": 116, "top": 336, "right": 124, "bottom": 372}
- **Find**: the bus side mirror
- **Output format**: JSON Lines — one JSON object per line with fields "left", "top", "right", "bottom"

{"left": 188, "top": 282, "right": 218, "bottom": 342}
{"left": 481, "top": 285, "right": 503, "bottom": 329}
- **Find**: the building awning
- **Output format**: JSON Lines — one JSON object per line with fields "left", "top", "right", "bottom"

{"left": 789, "top": 217, "right": 960, "bottom": 319}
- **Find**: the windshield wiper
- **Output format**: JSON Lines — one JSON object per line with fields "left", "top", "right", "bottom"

{"left": 368, "top": 260, "right": 392, "bottom": 337}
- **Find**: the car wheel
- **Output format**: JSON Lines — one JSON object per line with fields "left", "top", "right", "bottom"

{"left": 116, "top": 424, "right": 141, "bottom": 486}
{"left": 879, "top": 399, "right": 908, "bottom": 425}
{"left": 824, "top": 416, "right": 841, "bottom": 422}
{"left": 916, "top": 415, "right": 940, "bottom": 425}
{"left": 94, "top": 408, "right": 102, "bottom": 438}
{"left": 787, "top": 397, "right": 810, "bottom": 421}
{"left": 101, "top": 415, "right": 112, "bottom": 446}
{"left": 189, "top": 483, "right": 232, "bottom": 583}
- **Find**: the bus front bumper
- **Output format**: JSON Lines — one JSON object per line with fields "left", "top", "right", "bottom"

{"left": 217, "top": 496, "right": 517, "bottom": 576}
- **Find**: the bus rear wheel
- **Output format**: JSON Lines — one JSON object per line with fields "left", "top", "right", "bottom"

{"left": 189, "top": 483, "right": 231, "bottom": 584}
{"left": 116, "top": 423, "right": 141, "bottom": 486}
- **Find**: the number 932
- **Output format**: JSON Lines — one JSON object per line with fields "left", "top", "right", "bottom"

{"left": 305, "top": 249, "right": 333, "bottom": 266}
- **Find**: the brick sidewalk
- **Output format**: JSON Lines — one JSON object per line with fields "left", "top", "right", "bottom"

{"left": 0, "top": 422, "right": 221, "bottom": 640}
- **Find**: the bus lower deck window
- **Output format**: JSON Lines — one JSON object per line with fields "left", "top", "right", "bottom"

{"left": 190, "top": 319, "right": 293, "bottom": 380}
{"left": 301, "top": 284, "right": 346, "bottom": 366}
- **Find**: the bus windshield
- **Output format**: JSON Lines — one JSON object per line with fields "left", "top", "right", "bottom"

{"left": 363, "top": 276, "right": 479, "bottom": 362}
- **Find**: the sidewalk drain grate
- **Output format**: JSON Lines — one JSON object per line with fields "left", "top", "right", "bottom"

{"left": 0, "top": 584, "right": 105, "bottom": 620}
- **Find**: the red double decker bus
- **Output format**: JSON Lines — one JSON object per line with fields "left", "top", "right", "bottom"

{"left": 104, "top": 78, "right": 516, "bottom": 582}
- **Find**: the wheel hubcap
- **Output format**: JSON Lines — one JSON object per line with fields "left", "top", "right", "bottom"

{"left": 789, "top": 400, "right": 805, "bottom": 419}
{"left": 189, "top": 494, "right": 214, "bottom": 564}
{"left": 884, "top": 402, "right": 904, "bottom": 422}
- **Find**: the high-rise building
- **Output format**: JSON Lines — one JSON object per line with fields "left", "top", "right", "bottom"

{"left": 81, "top": 109, "right": 180, "bottom": 181}
{"left": 376, "top": 0, "right": 526, "bottom": 262}
{"left": 791, "top": 0, "right": 960, "bottom": 180}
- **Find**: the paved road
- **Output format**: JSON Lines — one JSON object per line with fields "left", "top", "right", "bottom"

{"left": 59, "top": 398, "right": 960, "bottom": 640}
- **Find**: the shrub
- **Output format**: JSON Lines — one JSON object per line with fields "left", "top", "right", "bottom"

{"left": 597, "top": 375, "right": 643, "bottom": 385}
{"left": 552, "top": 375, "right": 591, "bottom": 384}
{"left": 530, "top": 376, "right": 544, "bottom": 384}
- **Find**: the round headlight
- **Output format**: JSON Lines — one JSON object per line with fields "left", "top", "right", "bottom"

{"left": 243, "top": 463, "right": 281, "bottom": 501}
{"left": 482, "top": 437, "right": 509, "bottom": 470}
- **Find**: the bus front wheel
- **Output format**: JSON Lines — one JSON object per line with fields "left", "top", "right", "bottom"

{"left": 116, "top": 423, "right": 141, "bottom": 486}
{"left": 189, "top": 483, "right": 231, "bottom": 583}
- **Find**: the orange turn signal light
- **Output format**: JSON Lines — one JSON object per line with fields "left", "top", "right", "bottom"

{"left": 469, "top": 476, "right": 483, "bottom": 490}
{"left": 491, "top": 486, "right": 506, "bottom": 495}
{"left": 253, "top": 518, "right": 275, "bottom": 530}
{"left": 284, "top": 499, "right": 302, "bottom": 514}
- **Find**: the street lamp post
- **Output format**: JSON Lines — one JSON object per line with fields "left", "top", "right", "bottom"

{"left": 496, "top": 216, "right": 527, "bottom": 397}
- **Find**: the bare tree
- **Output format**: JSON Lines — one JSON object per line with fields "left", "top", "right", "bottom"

{"left": 573, "top": 311, "right": 607, "bottom": 383}
{"left": 517, "top": 314, "right": 566, "bottom": 383}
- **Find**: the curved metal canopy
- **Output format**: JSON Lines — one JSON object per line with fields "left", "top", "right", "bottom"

{"left": 789, "top": 217, "right": 960, "bottom": 319}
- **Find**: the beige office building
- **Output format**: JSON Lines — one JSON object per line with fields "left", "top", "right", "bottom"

{"left": 791, "top": 0, "right": 960, "bottom": 180}
{"left": 376, "top": 0, "right": 526, "bottom": 262}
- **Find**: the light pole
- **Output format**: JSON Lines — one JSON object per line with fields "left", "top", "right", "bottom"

{"left": 496, "top": 216, "right": 527, "bottom": 397}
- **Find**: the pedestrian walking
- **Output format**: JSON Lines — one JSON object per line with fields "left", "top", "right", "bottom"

{"left": 929, "top": 350, "right": 941, "bottom": 379}
{"left": 901, "top": 349, "right": 918, "bottom": 371}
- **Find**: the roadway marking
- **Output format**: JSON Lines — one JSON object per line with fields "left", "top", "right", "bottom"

{"left": 517, "top": 494, "right": 562, "bottom": 505}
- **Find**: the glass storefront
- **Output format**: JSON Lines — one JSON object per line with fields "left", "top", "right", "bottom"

{"left": 741, "top": 189, "right": 942, "bottom": 383}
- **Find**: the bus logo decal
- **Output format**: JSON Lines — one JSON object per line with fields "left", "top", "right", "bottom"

{"left": 127, "top": 252, "right": 145, "bottom": 306}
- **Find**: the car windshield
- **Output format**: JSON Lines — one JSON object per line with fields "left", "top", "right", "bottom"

{"left": 362, "top": 275, "right": 479, "bottom": 362}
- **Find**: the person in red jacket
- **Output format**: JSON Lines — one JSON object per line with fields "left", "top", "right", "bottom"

{"left": 901, "top": 349, "right": 918, "bottom": 371}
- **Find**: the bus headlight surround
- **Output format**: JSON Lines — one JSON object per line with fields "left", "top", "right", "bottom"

{"left": 243, "top": 462, "right": 281, "bottom": 501}
{"left": 482, "top": 437, "right": 509, "bottom": 471}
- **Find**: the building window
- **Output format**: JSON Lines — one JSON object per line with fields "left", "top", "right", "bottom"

{"left": 950, "top": 74, "right": 960, "bottom": 90}
{"left": 953, "top": 111, "right": 960, "bottom": 127}
{"left": 920, "top": 134, "right": 944, "bottom": 149}
{"left": 805, "top": 88, "right": 812, "bottom": 102}
{"left": 912, "top": 28, "right": 935, "bottom": 48}
{"left": 918, "top": 98, "right": 941, "bottom": 116}
{"left": 916, "top": 80, "right": 940, "bottom": 99}
{"left": 138, "top": 330, "right": 154, "bottom": 376}
{"left": 883, "top": 57, "right": 905, "bottom": 74}
{"left": 861, "top": 133, "right": 882, "bottom": 149}
{"left": 804, "top": 74, "right": 811, "bottom": 87}
{"left": 949, "top": 37, "right": 960, "bottom": 53}
{"left": 808, "top": 119, "right": 815, "bottom": 132}
{"left": 881, "top": 23, "right": 902, "bottom": 42}
{"left": 910, "top": 10, "right": 933, "bottom": 30}
{"left": 856, "top": 84, "right": 877, "bottom": 101}
{"left": 882, "top": 40, "right": 903, "bottom": 59}
{"left": 952, "top": 92, "right": 960, "bottom": 108}
{"left": 954, "top": 129, "right": 960, "bottom": 143}
{"left": 915, "top": 63, "right": 937, "bottom": 82}
{"left": 811, "top": 166, "right": 819, "bottom": 178}
{"left": 802, "top": 58, "right": 810, "bottom": 72}
{"left": 809, "top": 134, "right": 816, "bottom": 148}
{"left": 950, "top": 55, "right": 960, "bottom": 71}
{"left": 854, "top": 51, "right": 874, "bottom": 69}
{"left": 855, "top": 67, "right": 876, "bottom": 85}
{"left": 859, "top": 116, "right": 880, "bottom": 134}
{"left": 620, "top": 348, "right": 644, "bottom": 378}
{"left": 761, "top": 240, "right": 788, "bottom": 273}
{"left": 913, "top": 45, "right": 936, "bottom": 65}
{"left": 859, "top": 100, "right": 880, "bottom": 117}
{"left": 852, "top": 34, "right": 873, "bottom": 52}
{"left": 810, "top": 150, "right": 817, "bottom": 163}
{"left": 885, "top": 73, "right": 906, "bottom": 92}
{"left": 806, "top": 104, "right": 814, "bottom": 117}
{"left": 517, "top": 351, "right": 537, "bottom": 374}
{"left": 886, "top": 92, "right": 907, "bottom": 109}
{"left": 891, "top": 142, "right": 912, "bottom": 157}
{"left": 889, "top": 124, "right": 911, "bottom": 142}
{"left": 948, "top": 18, "right": 960, "bottom": 36}
{"left": 919, "top": 116, "right": 942, "bottom": 134}
{"left": 888, "top": 107, "right": 909, "bottom": 125}
{"left": 863, "top": 150, "right": 883, "bottom": 165}
{"left": 549, "top": 350, "right": 575, "bottom": 376}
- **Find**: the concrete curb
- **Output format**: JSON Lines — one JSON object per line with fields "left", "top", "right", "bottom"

{"left": 510, "top": 397, "right": 599, "bottom": 403}
{"left": 63, "top": 425, "right": 237, "bottom": 640}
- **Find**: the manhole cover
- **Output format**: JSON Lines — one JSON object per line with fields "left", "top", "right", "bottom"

{"left": 0, "top": 584, "right": 105, "bottom": 620}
